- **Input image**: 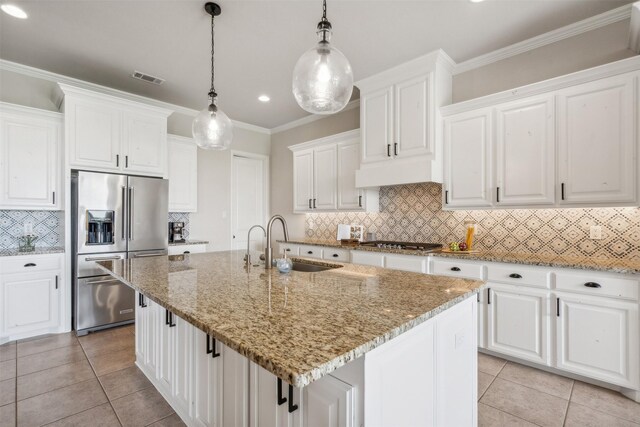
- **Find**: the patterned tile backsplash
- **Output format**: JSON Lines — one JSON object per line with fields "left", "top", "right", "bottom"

{"left": 305, "top": 183, "right": 640, "bottom": 261}
{"left": 0, "top": 210, "right": 64, "bottom": 249}
{"left": 168, "top": 212, "right": 190, "bottom": 240}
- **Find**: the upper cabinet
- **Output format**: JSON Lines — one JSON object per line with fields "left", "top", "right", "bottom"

{"left": 59, "top": 84, "right": 171, "bottom": 177}
{"left": 291, "top": 130, "right": 379, "bottom": 213}
{"left": 441, "top": 59, "right": 640, "bottom": 210}
{"left": 0, "top": 103, "right": 62, "bottom": 210}
{"left": 356, "top": 50, "right": 453, "bottom": 188}
{"left": 167, "top": 135, "right": 198, "bottom": 213}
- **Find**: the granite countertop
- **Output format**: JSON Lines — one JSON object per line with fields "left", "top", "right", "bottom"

{"left": 281, "top": 239, "right": 640, "bottom": 275}
{"left": 168, "top": 240, "right": 209, "bottom": 246}
{"left": 97, "top": 250, "right": 483, "bottom": 387}
{"left": 0, "top": 246, "right": 65, "bottom": 257}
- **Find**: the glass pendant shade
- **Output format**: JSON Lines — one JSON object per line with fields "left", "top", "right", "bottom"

{"left": 192, "top": 103, "right": 233, "bottom": 150}
{"left": 293, "top": 29, "right": 353, "bottom": 115}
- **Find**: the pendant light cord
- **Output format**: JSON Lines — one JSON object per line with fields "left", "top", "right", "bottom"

{"left": 209, "top": 12, "right": 216, "bottom": 101}
{"left": 322, "top": 0, "right": 327, "bottom": 20}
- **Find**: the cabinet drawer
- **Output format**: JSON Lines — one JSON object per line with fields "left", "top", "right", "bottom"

{"left": 555, "top": 272, "right": 638, "bottom": 301}
{"left": 0, "top": 254, "right": 63, "bottom": 274}
{"left": 487, "top": 264, "right": 550, "bottom": 288}
{"left": 431, "top": 259, "right": 484, "bottom": 280}
{"left": 351, "top": 251, "right": 385, "bottom": 267}
{"left": 322, "top": 248, "right": 350, "bottom": 262}
{"left": 385, "top": 254, "right": 426, "bottom": 273}
{"left": 168, "top": 244, "right": 206, "bottom": 255}
{"left": 298, "top": 245, "right": 323, "bottom": 259}
{"left": 279, "top": 243, "right": 300, "bottom": 256}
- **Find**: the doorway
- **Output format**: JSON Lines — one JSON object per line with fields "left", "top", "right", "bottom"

{"left": 231, "top": 152, "right": 268, "bottom": 253}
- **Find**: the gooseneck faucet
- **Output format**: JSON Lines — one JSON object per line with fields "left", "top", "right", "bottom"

{"left": 265, "top": 215, "right": 289, "bottom": 269}
{"left": 245, "top": 225, "right": 266, "bottom": 267}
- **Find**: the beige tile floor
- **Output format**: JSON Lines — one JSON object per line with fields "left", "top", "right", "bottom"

{"left": 2, "top": 327, "right": 640, "bottom": 426}
{"left": 0, "top": 325, "right": 183, "bottom": 427}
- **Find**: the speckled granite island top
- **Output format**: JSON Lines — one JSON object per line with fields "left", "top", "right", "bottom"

{"left": 97, "top": 250, "right": 483, "bottom": 387}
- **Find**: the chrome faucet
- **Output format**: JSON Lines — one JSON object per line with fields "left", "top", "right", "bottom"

{"left": 265, "top": 215, "right": 289, "bottom": 269}
{"left": 245, "top": 225, "right": 266, "bottom": 267}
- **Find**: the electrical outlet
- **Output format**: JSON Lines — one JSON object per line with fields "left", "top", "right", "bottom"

{"left": 590, "top": 225, "right": 602, "bottom": 240}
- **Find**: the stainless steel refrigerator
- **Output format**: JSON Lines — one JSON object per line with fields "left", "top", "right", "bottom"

{"left": 72, "top": 170, "right": 168, "bottom": 336}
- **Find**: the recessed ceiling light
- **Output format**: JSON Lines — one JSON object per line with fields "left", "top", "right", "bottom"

{"left": 258, "top": 95, "right": 271, "bottom": 103}
{"left": 469, "top": 0, "right": 485, "bottom": 3}
{"left": 1, "top": 4, "right": 27, "bottom": 19}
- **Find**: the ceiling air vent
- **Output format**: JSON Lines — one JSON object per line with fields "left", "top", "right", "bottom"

{"left": 131, "top": 70, "right": 165, "bottom": 85}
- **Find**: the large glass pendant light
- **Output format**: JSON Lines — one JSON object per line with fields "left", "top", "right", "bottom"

{"left": 292, "top": 0, "right": 353, "bottom": 115}
{"left": 192, "top": 2, "right": 233, "bottom": 150}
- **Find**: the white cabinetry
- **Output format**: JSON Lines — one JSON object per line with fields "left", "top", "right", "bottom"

{"left": 168, "top": 135, "right": 198, "bottom": 212}
{"left": 291, "top": 130, "right": 378, "bottom": 213}
{"left": 557, "top": 73, "right": 637, "bottom": 205}
{"left": 0, "top": 103, "right": 62, "bottom": 210}
{"left": 60, "top": 84, "right": 171, "bottom": 177}
{"left": 0, "top": 253, "right": 64, "bottom": 343}
{"left": 356, "top": 50, "right": 453, "bottom": 188}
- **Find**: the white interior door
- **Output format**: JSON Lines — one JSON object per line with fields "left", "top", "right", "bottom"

{"left": 232, "top": 154, "right": 266, "bottom": 252}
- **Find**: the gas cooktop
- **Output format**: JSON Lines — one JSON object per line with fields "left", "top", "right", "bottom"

{"left": 359, "top": 241, "right": 443, "bottom": 252}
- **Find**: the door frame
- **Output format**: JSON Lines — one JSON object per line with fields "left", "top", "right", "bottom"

{"left": 230, "top": 150, "right": 270, "bottom": 249}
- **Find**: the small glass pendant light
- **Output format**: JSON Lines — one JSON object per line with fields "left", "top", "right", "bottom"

{"left": 192, "top": 2, "right": 233, "bottom": 150}
{"left": 292, "top": 0, "right": 354, "bottom": 115}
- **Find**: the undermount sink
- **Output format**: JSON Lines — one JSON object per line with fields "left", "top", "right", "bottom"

{"left": 291, "top": 261, "right": 341, "bottom": 273}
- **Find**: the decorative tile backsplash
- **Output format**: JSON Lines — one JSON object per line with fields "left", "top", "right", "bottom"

{"left": 305, "top": 183, "right": 640, "bottom": 261}
{"left": 0, "top": 210, "right": 64, "bottom": 249}
{"left": 168, "top": 212, "right": 190, "bottom": 240}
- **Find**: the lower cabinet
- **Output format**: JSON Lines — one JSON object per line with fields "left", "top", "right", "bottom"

{"left": 556, "top": 292, "right": 639, "bottom": 389}
{"left": 486, "top": 284, "right": 550, "bottom": 365}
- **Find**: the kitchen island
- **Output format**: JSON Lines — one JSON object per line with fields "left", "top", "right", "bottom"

{"left": 98, "top": 250, "right": 484, "bottom": 427}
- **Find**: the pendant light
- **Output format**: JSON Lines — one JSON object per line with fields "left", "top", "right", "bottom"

{"left": 192, "top": 2, "right": 233, "bottom": 150}
{"left": 292, "top": 0, "right": 353, "bottom": 115}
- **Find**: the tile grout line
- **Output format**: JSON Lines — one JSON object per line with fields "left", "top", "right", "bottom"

{"left": 480, "top": 401, "right": 546, "bottom": 427}
{"left": 562, "top": 380, "right": 575, "bottom": 426}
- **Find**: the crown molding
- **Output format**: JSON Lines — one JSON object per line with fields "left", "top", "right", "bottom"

{"left": 0, "top": 59, "right": 271, "bottom": 135}
{"left": 0, "top": 101, "right": 63, "bottom": 120}
{"left": 630, "top": 2, "right": 640, "bottom": 53}
{"left": 453, "top": 3, "right": 634, "bottom": 75}
{"left": 289, "top": 129, "right": 360, "bottom": 152}
{"left": 270, "top": 99, "right": 360, "bottom": 135}
{"left": 442, "top": 55, "right": 640, "bottom": 117}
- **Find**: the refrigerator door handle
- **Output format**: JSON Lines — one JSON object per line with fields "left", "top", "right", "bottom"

{"left": 121, "top": 186, "right": 127, "bottom": 240}
{"left": 131, "top": 252, "right": 166, "bottom": 258}
{"left": 128, "top": 187, "right": 134, "bottom": 241}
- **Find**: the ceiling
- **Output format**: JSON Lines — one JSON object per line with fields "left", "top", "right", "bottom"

{"left": 0, "top": 0, "right": 633, "bottom": 129}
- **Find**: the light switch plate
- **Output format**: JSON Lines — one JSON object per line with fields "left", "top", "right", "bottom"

{"left": 590, "top": 225, "right": 602, "bottom": 240}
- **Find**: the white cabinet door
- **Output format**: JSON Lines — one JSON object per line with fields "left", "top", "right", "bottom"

{"left": 313, "top": 145, "right": 337, "bottom": 210}
{"left": 193, "top": 329, "right": 224, "bottom": 427}
{"left": 395, "top": 74, "right": 431, "bottom": 159}
{"left": 444, "top": 109, "right": 492, "bottom": 208}
{"left": 557, "top": 72, "right": 637, "bottom": 205}
{"left": 168, "top": 135, "right": 198, "bottom": 212}
{"left": 0, "top": 271, "right": 60, "bottom": 338}
{"left": 0, "top": 110, "right": 61, "bottom": 209}
{"left": 67, "top": 98, "right": 121, "bottom": 171}
{"left": 172, "top": 315, "right": 193, "bottom": 419}
{"left": 144, "top": 300, "right": 161, "bottom": 378}
{"left": 304, "top": 375, "right": 354, "bottom": 427}
{"left": 222, "top": 345, "right": 249, "bottom": 427}
{"left": 556, "top": 293, "right": 639, "bottom": 389}
{"left": 486, "top": 285, "right": 550, "bottom": 365}
{"left": 337, "top": 141, "right": 363, "bottom": 210}
{"left": 157, "top": 306, "right": 175, "bottom": 396}
{"left": 293, "top": 150, "right": 314, "bottom": 212}
{"left": 495, "top": 95, "right": 555, "bottom": 206}
{"left": 122, "top": 111, "right": 167, "bottom": 176}
{"left": 135, "top": 292, "right": 147, "bottom": 364}
{"left": 361, "top": 86, "right": 393, "bottom": 164}
{"left": 249, "top": 363, "right": 302, "bottom": 427}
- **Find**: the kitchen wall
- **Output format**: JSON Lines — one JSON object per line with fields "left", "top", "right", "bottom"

{"left": 0, "top": 210, "right": 64, "bottom": 249}
{"left": 305, "top": 183, "right": 640, "bottom": 261}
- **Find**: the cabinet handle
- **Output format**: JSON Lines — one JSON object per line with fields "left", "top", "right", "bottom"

{"left": 561, "top": 183, "right": 565, "bottom": 200}
{"left": 496, "top": 187, "right": 500, "bottom": 203}
{"left": 584, "top": 282, "right": 602, "bottom": 288}
{"left": 444, "top": 190, "right": 449, "bottom": 205}
{"left": 288, "top": 384, "right": 298, "bottom": 413}
{"left": 184, "top": 251, "right": 190, "bottom": 254}
{"left": 477, "top": 292, "right": 480, "bottom": 303}
{"left": 52, "top": 191, "right": 56, "bottom": 205}
{"left": 138, "top": 294, "right": 147, "bottom": 308}
{"left": 55, "top": 275, "right": 58, "bottom": 289}
{"left": 358, "top": 195, "right": 362, "bottom": 207}
{"left": 125, "top": 155, "right": 129, "bottom": 168}
{"left": 116, "top": 154, "right": 119, "bottom": 167}
{"left": 24, "top": 263, "right": 36, "bottom": 267}
{"left": 277, "top": 378, "right": 287, "bottom": 405}
{"left": 313, "top": 199, "right": 316, "bottom": 209}
{"left": 285, "top": 248, "right": 291, "bottom": 252}
{"left": 387, "top": 144, "right": 391, "bottom": 157}
{"left": 450, "top": 267, "right": 461, "bottom": 272}
{"left": 307, "top": 251, "right": 313, "bottom": 255}
{"left": 487, "top": 288, "right": 491, "bottom": 305}
{"left": 206, "top": 334, "right": 221, "bottom": 358}
{"left": 509, "top": 273, "right": 522, "bottom": 279}
{"left": 165, "top": 309, "right": 176, "bottom": 327}
{"left": 394, "top": 142, "right": 398, "bottom": 156}
{"left": 308, "top": 199, "right": 312, "bottom": 209}
{"left": 557, "top": 297, "right": 560, "bottom": 317}
{"left": 170, "top": 312, "right": 176, "bottom": 327}
{"left": 332, "top": 254, "right": 339, "bottom": 258}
